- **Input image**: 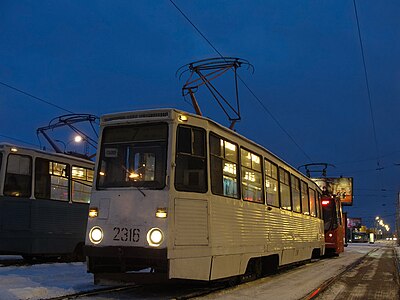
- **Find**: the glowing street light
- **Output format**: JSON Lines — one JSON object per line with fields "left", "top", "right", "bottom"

{"left": 74, "top": 135, "right": 83, "bottom": 143}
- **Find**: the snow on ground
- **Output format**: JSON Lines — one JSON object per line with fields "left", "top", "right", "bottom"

{"left": 0, "top": 258, "right": 97, "bottom": 300}
{"left": 0, "top": 241, "right": 397, "bottom": 300}
{"left": 198, "top": 242, "right": 394, "bottom": 300}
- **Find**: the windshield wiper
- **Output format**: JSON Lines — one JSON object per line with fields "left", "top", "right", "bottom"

{"left": 135, "top": 186, "right": 146, "bottom": 197}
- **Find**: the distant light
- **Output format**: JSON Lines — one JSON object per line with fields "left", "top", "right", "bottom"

{"left": 10, "top": 147, "right": 18, "bottom": 152}
{"left": 74, "top": 135, "right": 83, "bottom": 143}
{"left": 99, "top": 171, "right": 105, "bottom": 176}
{"left": 322, "top": 200, "right": 330, "bottom": 206}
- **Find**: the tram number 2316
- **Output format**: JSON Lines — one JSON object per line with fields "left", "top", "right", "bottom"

{"left": 113, "top": 227, "right": 140, "bottom": 242}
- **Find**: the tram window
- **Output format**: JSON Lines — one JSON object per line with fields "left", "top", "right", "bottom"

{"left": 0, "top": 153, "right": 2, "bottom": 173}
{"left": 291, "top": 175, "right": 301, "bottom": 213}
{"left": 35, "top": 158, "right": 69, "bottom": 201}
{"left": 265, "top": 159, "right": 279, "bottom": 207}
{"left": 241, "top": 149, "right": 263, "bottom": 203}
{"left": 210, "top": 134, "right": 239, "bottom": 198}
{"left": 316, "top": 192, "right": 322, "bottom": 219}
{"left": 309, "top": 188, "right": 317, "bottom": 217}
{"left": 175, "top": 125, "right": 207, "bottom": 193}
{"left": 279, "top": 168, "right": 291, "bottom": 210}
{"left": 4, "top": 154, "right": 32, "bottom": 197}
{"left": 301, "top": 181, "right": 310, "bottom": 215}
{"left": 72, "top": 166, "right": 93, "bottom": 203}
{"left": 98, "top": 123, "right": 167, "bottom": 189}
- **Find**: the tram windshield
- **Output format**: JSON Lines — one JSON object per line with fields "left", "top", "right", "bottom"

{"left": 322, "top": 199, "right": 337, "bottom": 231}
{"left": 97, "top": 123, "right": 168, "bottom": 189}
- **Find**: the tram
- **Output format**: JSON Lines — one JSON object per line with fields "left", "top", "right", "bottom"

{"left": 85, "top": 108, "right": 325, "bottom": 282}
{"left": 321, "top": 195, "right": 344, "bottom": 255}
{"left": 0, "top": 143, "right": 94, "bottom": 260}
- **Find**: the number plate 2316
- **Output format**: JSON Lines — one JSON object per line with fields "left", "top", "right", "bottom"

{"left": 113, "top": 227, "right": 140, "bottom": 242}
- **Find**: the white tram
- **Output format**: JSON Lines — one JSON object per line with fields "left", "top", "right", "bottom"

{"left": 0, "top": 143, "right": 94, "bottom": 260}
{"left": 85, "top": 109, "right": 324, "bottom": 282}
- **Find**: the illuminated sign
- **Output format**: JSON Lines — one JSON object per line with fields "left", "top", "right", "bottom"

{"left": 311, "top": 177, "right": 353, "bottom": 206}
{"left": 347, "top": 217, "right": 362, "bottom": 228}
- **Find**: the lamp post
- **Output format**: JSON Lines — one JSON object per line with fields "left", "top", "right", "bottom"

{"left": 375, "top": 216, "right": 380, "bottom": 240}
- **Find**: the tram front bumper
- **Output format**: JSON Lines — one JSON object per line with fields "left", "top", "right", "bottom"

{"left": 84, "top": 245, "right": 167, "bottom": 273}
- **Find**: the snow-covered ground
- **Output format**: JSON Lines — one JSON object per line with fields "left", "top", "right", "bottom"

{"left": 0, "top": 241, "right": 396, "bottom": 300}
{"left": 0, "top": 257, "right": 96, "bottom": 300}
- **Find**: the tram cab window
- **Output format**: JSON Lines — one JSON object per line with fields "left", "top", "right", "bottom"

{"left": 35, "top": 158, "right": 69, "bottom": 201}
{"left": 4, "top": 154, "right": 32, "bottom": 197}
{"left": 309, "top": 188, "right": 317, "bottom": 217}
{"left": 265, "top": 159, "right": 279, "bottom": 207}
{"left": 291, "top": 175, "right": 301, "bottom": 213}
{"left": 175, "top": 125, "right": 207, "bottom": 193}
{"left": 210, "top": 134, "right": 239, "bottom": 198}
{"left": 241, "top": 149, "right": 263, "bottom": 203}
{"left": 279, "top": 168, "right": 291, "bottom": 210}
{"left": 97, "top": 123, "right": 167, "bottom": 189}
{"left": 322, "top": 198, "right": 337, "bottom": 231}
{"left": 301, "top": 181, "right": 310, "bottom": 215}
{"left": 72, "top": 166, "right": 94, "bottom": 203}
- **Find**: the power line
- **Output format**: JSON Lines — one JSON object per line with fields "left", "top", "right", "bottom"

{"left": 0, "top": 134, "right": 38, "bottom": 147}
{"left": 169, "top": 0, "right": 313, "bottom": 162}
{"left": 352, "top": 1, "right": 381, "bottom": 169}
{"left": 0, "top": 81, "right": 74, "bottom": 114}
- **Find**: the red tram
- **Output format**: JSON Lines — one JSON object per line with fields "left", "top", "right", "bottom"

{"left": 321, "top": 195, "right": 344, "bottom": 255}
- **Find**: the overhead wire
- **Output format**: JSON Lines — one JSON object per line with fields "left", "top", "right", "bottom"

{"left": 0, "top": 134, "right": 39, "bottom": 147}
{"left": 169, "top": 0, "right": 313, "bottom": 162}
{"left": 352, "top": 2, "right": 381, "bottom": 173}
{"left": 0, "top": 81, "right": 74, "bottom": 114}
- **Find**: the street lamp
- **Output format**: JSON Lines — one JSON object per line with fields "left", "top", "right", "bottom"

{"left": 55, "top": 135, "right": 84, "bottom": 153}
{"left": 74, "top": 135, "right": 83, "bottom": 143}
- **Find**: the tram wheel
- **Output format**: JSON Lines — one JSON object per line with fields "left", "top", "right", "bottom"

{"left": 240, "top": 258, "right": 263, "bottom": 282}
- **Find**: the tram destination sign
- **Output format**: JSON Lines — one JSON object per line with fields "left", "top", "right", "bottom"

{"left": 311, "top": 177, "right": 353, "bottom": 206}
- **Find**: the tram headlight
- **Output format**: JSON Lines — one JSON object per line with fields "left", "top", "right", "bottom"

{"left": 147, "top": 228, "right": 164, "bottom": 247}
{"left": 89, "top": 226, "right": 103, "bottom": 244}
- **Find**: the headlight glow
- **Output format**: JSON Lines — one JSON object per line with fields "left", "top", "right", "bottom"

{"left": 147, "top": 228, "right": 164, "bottom": 247}
{"left": 89, "top": 226, "right": 103, "bottom": 244}
{"left": 89, "top": 207, "right": 98, "bottom": 218}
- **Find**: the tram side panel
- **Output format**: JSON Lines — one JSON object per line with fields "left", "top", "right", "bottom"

{"left": 169, "top": 196, "right": 324, "bottom": 281}
{"left": 0, "top": 143, "right": 94, "bottom": 258}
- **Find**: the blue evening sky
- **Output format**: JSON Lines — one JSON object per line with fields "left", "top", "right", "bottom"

{"left": 1, "top": 1, "right": 399, "bottom": 229}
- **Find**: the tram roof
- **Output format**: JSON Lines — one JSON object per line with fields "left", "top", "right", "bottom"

{"left": 0, "top": 142, "right": 94, "bottom": 165}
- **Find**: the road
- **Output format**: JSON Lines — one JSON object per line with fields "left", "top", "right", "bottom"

{"left": 195, "top": 241, "right": 398, "bottom": 300}
{"left": 317, "top": 242, "right": 399, "bottom": 299}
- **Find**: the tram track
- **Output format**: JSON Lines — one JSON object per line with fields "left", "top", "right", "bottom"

{"left": 302, "top": 247, "right": 379, "bottom": 299}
